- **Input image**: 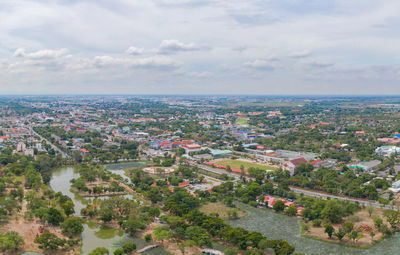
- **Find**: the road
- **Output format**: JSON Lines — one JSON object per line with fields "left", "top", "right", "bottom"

{"left": 29, "top": 127, "right": 70, "bottom": 158}
{"left": 197, "top": 164, "right": 392, "bottom": 209}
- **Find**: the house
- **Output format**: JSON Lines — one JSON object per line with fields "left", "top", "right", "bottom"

{"left": 80, "top": 148, "right": 89, "bottom": 155}
{"left": 283, "top": 157, "right": 308, "bottom": 175}
{"left": 182, "top": 144, "right": 202, "bottom": 153}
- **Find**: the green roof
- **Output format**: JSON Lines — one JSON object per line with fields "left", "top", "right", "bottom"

{"left": 210, "top": 150, "right": 232, "bottom": 156}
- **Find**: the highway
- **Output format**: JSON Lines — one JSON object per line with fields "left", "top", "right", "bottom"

{"left": 197, "top": 164, "right": 392, "bottom": 209}
{"left": 29, "top": 127, "right": 70, "bottom": 158}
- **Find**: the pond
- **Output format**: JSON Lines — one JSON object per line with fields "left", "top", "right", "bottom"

{"left": 104, "top": 161, "right": 149, "bottom": 183}
{"left": 227, "top": 203, "right": 400, "bottom": 255}
{"left": 48, "top": 165, "right": 168, "bottom": 255}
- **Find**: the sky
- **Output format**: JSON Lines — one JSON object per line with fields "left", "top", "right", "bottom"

{"left": 1, "top": 0, "right": 400, "bottom": 95}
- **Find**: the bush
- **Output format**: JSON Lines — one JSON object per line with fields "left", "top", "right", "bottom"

{"left": 249, "top": 201, "right": 257, "bottom": 207}
{"left": 144, "top": 234, "right": 152, "bottom": 242}
{"left": 312, "top": 219, "right": 322, "bottom": 227}
{"left": 113, "top": 249, "right": 123, "bottom": 255}
{"left": 122, "top": 242, "right": 136, "bottom": 253}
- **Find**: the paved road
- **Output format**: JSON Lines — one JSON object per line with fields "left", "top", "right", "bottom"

{"left": 197, "top": 164, "right": 392, "bottom": 209}
{"left": 29, "top": 127, "right": 70, "bottom": 158}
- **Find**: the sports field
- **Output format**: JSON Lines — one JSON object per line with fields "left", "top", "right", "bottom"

{"left": 214, "top": 159, "right": 277, "bottom": 171}
{"left": 236, "top": 117, "right": 249, "bottom": 125}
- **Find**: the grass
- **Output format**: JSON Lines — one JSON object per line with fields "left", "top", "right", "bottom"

{"left": 236, "top": 117, "right": 249, "bottom": 125}
{"left": 215, "top": 159, "right": 277, "bottom": 171}
{"left": 199, "top": 202, "right": 247, "bottom": 219}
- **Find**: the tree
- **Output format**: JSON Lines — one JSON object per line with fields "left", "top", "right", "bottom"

{"left": 374, "top": 217, "right": 383, "bottom": 229}
{"left": 61, "top": 217, "right": 84, "bottom": 237}
{"left": 154, "top": 227, "right": 170, "bottom": 244}
{"left": 321, "top": 200, "right": 343, "bottom": 223}
{"left": 333, "top": 227, "right": 346, "bottom": 241}
{"left": 122, "top": 219, "right": 145, "bottom": 235}
{"left": 324, "top": 224, "right": 334, "bottom": 239}
{"left": 89, "top": 247, "right": 109, "bottom": 255}
{"left": 185, "top": 226, "right": 211, "bottom": 247}
{"left": 224, "top": 247, "right": 238, "bottom": 255}
{"left": 61, "top": 201, "right": 75, "bottom": 216}
{"left": 34, "top": 233, "right": 66, "bottom": 250}
{"left": 113, "top": 249, "right": 123, "bottom": 255}
{"left": 46, "top": 208, "right": 64, "bottom": 226}
{"left": 366, "top": 206, "right": 374, "bottom": 217}
{"left": 273, "top": 200, "right": 285, "bottom": 212}
{"left": 342, "top": 222, "right": 354, "bottom": 234}
{"left": 348, "top": 231, "right": 359, "bottom": 244}
{"left": 369, "top": 231, "right": 375, "bottom": 242}
{"left": 383, "top": 210, "right": 400, "bottom": 229}
{"left": 286, "top": 205, "right": 297, "bottom": 216}
{"left": 266, "top": 239, "right": 295, "bottom": 255}
{"left": 0, "top": 231, "right": 24, "bottom": 252}
{"left": 122, "top": 242, "right": 136, "bottom": 253}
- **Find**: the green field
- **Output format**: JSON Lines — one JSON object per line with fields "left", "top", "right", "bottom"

{"left": 215, "top": 159, "right": 277, "bottom": 171}
{"left": 236, "top": 117, "right": 249, "bottom": 125}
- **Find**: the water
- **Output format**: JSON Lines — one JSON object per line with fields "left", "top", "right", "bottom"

{"left": 104, "top": 162, "right": 149, "bottom": 183}
{"left": 48, "top": 165, "right": 168, "bottom": 255}
{"left": 228, "top": 203, "right": 400, "bottom": 255}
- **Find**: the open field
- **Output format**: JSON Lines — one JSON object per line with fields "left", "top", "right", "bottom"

{"left": 199, "top": 202, "right": 246, "bottom": 219}
{"left": 213, "top": 159, "right": 278, "bottom": 171}
{"left": 236, "top": 117, "right": 249, "bottom": 125}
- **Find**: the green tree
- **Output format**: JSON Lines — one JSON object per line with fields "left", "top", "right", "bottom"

{"left": 333, "top": 227, "right": 346, "bottom": 241}
{"left": 113, "top": 249, "right": 123, "bottom": 255}
{"left": 324, "top": 224, "right": 335, "bottom": 239}
{"left": 286, "top": 205, "right": 297, "bottom": 216}
{"left": 185, "top": 226, "right": 211, "bottom": 247}
{"left": 122, "top": 242, "right": 136, "bottom": 253}
{"left": 34, "top": 233, "right": 66, "bottom": 250}
{"left": 273, "top": 200, "right": 285, "bottom": 212}
{"left": 224, "top": 247, "right": 238, "bottom": 255}
{"left": 0, "top": 231, "right": 24, "bottom": 252}
{"left": 89, "top": 247, "right": 109, "bottom": 255}
{"left": 61, "top": 217, "right": 84, "bottom": 237}
{"left": 61, "top": 201, "right": 75, "bottom": 216}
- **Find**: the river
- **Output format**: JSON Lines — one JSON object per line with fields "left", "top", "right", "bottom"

{"left": 227, "top": 203, "right": 400, "bottom": 255}
{"left": 28, "top": 163, "right": 168, "bottom": 255}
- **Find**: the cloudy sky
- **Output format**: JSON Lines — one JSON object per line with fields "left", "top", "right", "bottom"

{"left": 1, "top": 0, "right": 400, "bottom": 95}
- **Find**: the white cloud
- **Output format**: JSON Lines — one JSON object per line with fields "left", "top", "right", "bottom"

{"left": 125, "top": 46, "right": 144, "bottom": 55}
{"left": 289, "top": 50, "right": 311, "bottom": 59}
{"left": 13, "top": 48, "right": 68, "bottom": 59}
{"left": 158, "top": 40, "right": 209, "bottom": 54}
{"left": 94, "top": 55, "right": 181, "bottom": 69}
{"left": 244, "top": 59, "right": 274, "bottom": 70}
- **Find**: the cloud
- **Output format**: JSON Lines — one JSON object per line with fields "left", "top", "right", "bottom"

{"left": 13, "top": 48, "right": 68, "bottom": 59}
{"left": 289, "top": 50, "right": 311, "bottom": 58}
{"left": 187, "top": 71, "right": 213, "bottom": 78}
{"left": 94, "top": 55, "right": 181, "bottom": 69}
{"left": 308, "top": 61, "right": 334, "bottom": 68}
{"left": 244, "top": 59, "right": 274, "bottom": 70}
{"left": 158, "top": 39, "right": 209, "bottom": 54}
{"left": 125, "top": 46, "right": 144, "bottom": 55}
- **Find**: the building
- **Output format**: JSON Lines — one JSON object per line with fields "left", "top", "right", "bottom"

{"left": 283, "top": 157, "right": 308, "bottom": 175}
{"left": 348, "top": 160, "right": 381, "bottom": 172}
{"left": 183, "top": 144, "right": 202, "bottom": 153}
{"left": 375, "top": 146, "right": 400, "bottom": 157}
{"left": 210, "top": 149, "right": 232, "bottom": 158}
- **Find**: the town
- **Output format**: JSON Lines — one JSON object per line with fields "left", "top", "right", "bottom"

{"left": 1, "top": 96, "right": 400, "bottom": 255}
